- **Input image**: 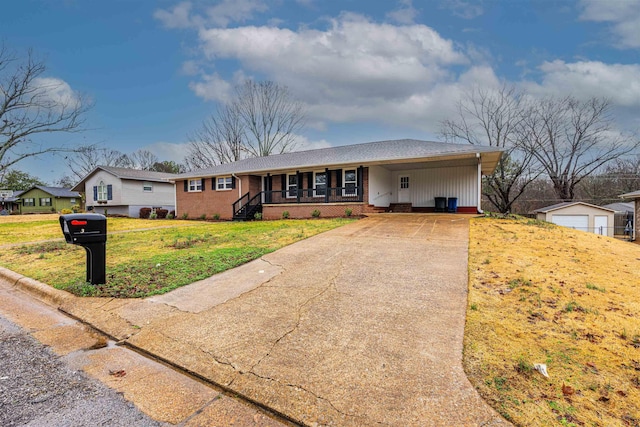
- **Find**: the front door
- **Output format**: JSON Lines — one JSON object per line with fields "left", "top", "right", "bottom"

{"left": 398, "top": 175, "right": 410, "bottom": 203}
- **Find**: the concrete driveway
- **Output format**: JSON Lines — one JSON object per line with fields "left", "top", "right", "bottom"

{"left": 51, "top": 214, "right": 508, "bottom": 426}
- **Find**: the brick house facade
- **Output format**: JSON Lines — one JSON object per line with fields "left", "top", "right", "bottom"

{"left": 173, "top": 139, "right": 504, "bottom": 220}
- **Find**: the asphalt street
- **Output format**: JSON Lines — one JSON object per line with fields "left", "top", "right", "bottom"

{"left": 0, "top": 314, "right": 165, "bottom": 427}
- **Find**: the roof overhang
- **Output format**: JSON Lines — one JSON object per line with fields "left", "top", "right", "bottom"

{"left": 170, "top": 150, "right": 504, "bottom": 182}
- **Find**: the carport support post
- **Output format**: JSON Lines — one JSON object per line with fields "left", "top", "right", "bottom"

{"left": 83, "top": 242, "right": 106, "bottom": 285}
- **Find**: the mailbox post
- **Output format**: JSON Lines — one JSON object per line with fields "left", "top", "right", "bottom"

{"left": 59, "top": 214, "right": 107, "bottom": 285}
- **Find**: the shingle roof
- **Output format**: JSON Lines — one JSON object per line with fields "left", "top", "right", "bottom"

{"left": 20, "top": 186, "right": 80, "bottom": 198}
{"left": 95, "top": 166, "right": 177, "bottom": 181}
{"left": 602, "top": 202, "right": 634, "bottom": 213}
{"left": 71, "top": 166, "right": 177, "bottom": 191}
{"left": 534, "top": 201, "right": 616, "bottom": 213}
{"left": 620, "top": 190, "right": 640, "bottom": 199}
{"left": 174, "top": 139, "right": 504, "bottom": 180}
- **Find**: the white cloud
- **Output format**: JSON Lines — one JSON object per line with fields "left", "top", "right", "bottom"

{"left": 140, "top": 141, "right": 190, "bottom": 163}
{"left": 291, "top": 136, "right": 333, "bottom": 152}
{"left": 579, "top": 0, "right": 640, "bottom": 48}
{"left": 188, "top": 13, "right": 475, "bottom": 131}
{"left": 188, "top": 73, "right": 233, "bottom": 102}
{"left": 387, "top": 0, "right": 419, "bottom": 25}
{"left": 204, "top": 0, "right": 268, "bottom": 28}
{"left": 33, "top": 77, "right": 81, "bottom": 107}
{"left": 524, "top": 60, "right": 640, "bottom": 107}
{"left": 154, "top": 2, "right": 197, "bottom": 29}
{"left": 440, "top": 0, "right": 484, "bottom": 20}
{"left": 154, "top": 0, "right": 268, "bottom": 29}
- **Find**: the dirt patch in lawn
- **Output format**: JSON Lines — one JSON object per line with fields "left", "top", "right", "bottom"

{"left": 466, "top": 216, "right": 640, "bottom": 427}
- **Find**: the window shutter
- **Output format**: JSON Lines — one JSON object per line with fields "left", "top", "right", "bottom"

{"left": 326, "top": 169, "right": 331, "bottom": 189}
{"left": 107, "top": 185, "right": 113, "bottom": 200}
{"left": 184, "top": 180, "right": 188, "bottom": 192}
{"left": 280, "top": 174, "right": 286, "bottom": 191}
{"left": 231, "top": 176, "right": 236, "bottom": 189}
{"left": 200, "top": 178, "right": 205, "bottom": 190}
{"left": 306, "top": 172, "right": 313, "bottom": 189}
{"left": 212, "top": 178, "right": 216, "bottom": 190}
{"left": 336, "top": 169, "right": 342, "bottom": 188}
{"left": 93, "top": 186, "right": 98, "bottom": 201}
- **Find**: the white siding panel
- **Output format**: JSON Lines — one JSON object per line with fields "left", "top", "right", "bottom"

{"left": 368, "top": 165, "right": 392, "bottom": 207}
{"left": 120, "top": 179, "right": 175, "bottom": 206}
{"left": 392, "top": 165, "right": 477, "bottom": 207}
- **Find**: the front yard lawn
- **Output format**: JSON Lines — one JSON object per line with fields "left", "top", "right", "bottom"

{"left": 466, "top": 216, "right": 640, "bottom": 427}
{"left": 0, "top": 216, "right": 353, "bottom": 298}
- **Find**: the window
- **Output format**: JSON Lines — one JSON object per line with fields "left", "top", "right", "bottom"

{"left": 69, "top": 198, "right": 76, "bottom": 204}
{"left": 216, "top": 176, "right": 233, "bottom": 190}
{"left": 23, "top": 198, "right": 35, "bottom": 206}
{"left": 287, "top": 174, "right": 298, "bottom": 198}
{"left": 143, "top": 182, "right": 153, "bottom": 192}
{"left": 400, "top": 176, "right": 409, "bottom": 189}
{"left": 40, "top": 197, "right": 52, "bottom": 206}
{"left": 97, "top": 181, "right": 108, "bottom": 201}
{"left": 314, "top": 172, "right": 326, "bottom": 197}
{"left": 343, "top": 169, "right": 357, "bottom": 195}
{"left": 189, "top": 179, "right": 203, "bottom": 192}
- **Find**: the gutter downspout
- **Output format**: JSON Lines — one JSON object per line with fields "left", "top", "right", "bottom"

{"left": 232, "top": 173, "right": 242, "bottom": 201}
{"left": 476, "top": 153, "right": 483, "bottom": 214}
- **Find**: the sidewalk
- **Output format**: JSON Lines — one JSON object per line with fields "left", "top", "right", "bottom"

{"left": 2, "top": 214, "right": 510, "bottom": 426}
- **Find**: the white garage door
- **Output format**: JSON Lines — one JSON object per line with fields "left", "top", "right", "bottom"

{"left": 551, "top": 215, "right": 589, "bottom": 232}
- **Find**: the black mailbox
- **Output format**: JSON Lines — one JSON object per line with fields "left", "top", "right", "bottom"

{"left": 59, "top": 214, "right": 107, "bottom": 285}
{"left": 60, "top": 214, "right": 107, "bottom": 244}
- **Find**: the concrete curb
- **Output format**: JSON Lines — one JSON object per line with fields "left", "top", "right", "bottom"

{"left": 0, "top": 266, "right": 72, "bottom": 308}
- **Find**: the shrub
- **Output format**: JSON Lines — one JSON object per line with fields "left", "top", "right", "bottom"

{"left": 149, "top": 212, "right": 158, "bottom": 219}
{"left": 311, "top": 209, "right": 321, "bottom": 218}
{"left": 212, "top": 213, "right": 220, "bottom": 220}
{"left": 282, "top": 210, "right": 290, "bottom": 219}
{"left": 156, "top": 208, "right": 168, "bottom": 219}
{"left": 139, "top": 207, "right": 152, "bottom": 219}
{"left": 169, "top": 210, "right": 176, "bottom": 217}
{"left": 181, "top": 212, "right": 189, "bottom": 220}
{"left": 254, "top": 212, "right": 263, "bottom": 220}
{"left": 166, "top": 213, "right": 174, "bottom": 219}
{"left": 345, "top": 208, "right": 353, "bottom": 217}
{"left": 71, "top": 204, "right": 81, "bottom": 213}
{"left": 60, "top": 208, "right": 73, "bottom": 214}
{"left": 199, "top": 213, "right": 207, "bottom": 220}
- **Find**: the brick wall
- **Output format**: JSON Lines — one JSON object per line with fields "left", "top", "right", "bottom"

{"left": 176, "top": 177, "right": 248, "bottom": 220}
{"left": 263, "top": 203, "right": 364, "bottom": 219}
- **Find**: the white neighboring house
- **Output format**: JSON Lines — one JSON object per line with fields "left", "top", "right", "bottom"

{"left": 72, "top": 166, "right": 177, "bottom": 217}
{"left": 534, "top": 202, "right": 616, "bottom": 237}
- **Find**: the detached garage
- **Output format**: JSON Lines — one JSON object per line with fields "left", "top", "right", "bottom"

{"left": 534, "top": 202, "right": 615, "bottom": 237}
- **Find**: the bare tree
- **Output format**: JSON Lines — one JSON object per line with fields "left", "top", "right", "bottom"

{"left": 185, "top": 80, "right": 306, "bottom": 168}
{"left": 1, "top": 45, "right": 91, "bottom": 173}
{"left": 129, "top": 149, "right": 158, "bottom": 170}
{"left": 185, "top": 102, "right": 245, "bottom": 169}
{"left": 236, "top": 80, "right": 305, "bottom": 157}
{"left": 522, "top": 96, "right": 640, "bottom": 201}
{"left": 66, "top": 145, "right": 131, "bottom": 180}
{"left": 441, "top": 85, "right": 538, "bottom": 213}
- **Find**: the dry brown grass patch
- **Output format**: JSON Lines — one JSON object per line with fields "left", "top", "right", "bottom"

{"left": 466, "top": 216, "right": 640, "bottom": 427}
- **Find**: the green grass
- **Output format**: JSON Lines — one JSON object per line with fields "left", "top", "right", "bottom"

{"left": 0, "top": 216, "right": 354, "bottom": 298}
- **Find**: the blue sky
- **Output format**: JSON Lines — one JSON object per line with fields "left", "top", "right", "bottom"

{"left": 2, "top": 0, "right": 639, "bottom": 184}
